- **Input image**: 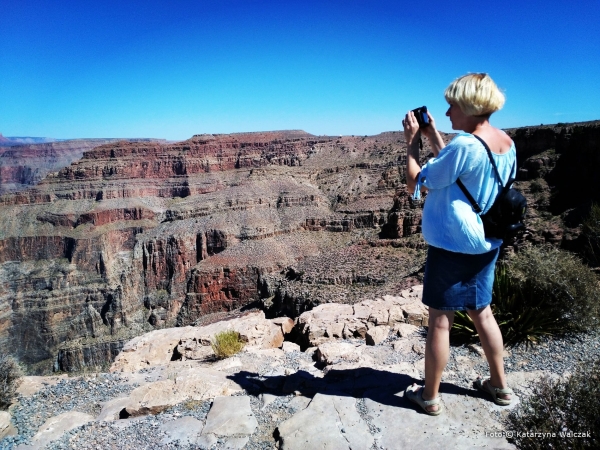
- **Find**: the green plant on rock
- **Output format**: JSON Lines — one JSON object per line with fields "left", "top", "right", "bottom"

{"left": 0, "top": 354, "right": 23, "bottom": 410}
{"left": 452, "top": 245, "right": 600, "bottom": 346}
{"left": 211, "top": 330, "right": 245, "bottom": 359}
{"left": 504, "top": 358, "right": 600, "bottom": 450}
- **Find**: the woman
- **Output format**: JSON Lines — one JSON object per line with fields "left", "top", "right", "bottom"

{"left": 402, "top": 73, "right": 514, "bottom": 415}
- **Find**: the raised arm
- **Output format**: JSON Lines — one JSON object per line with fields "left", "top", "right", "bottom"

{"left": 421, "top": 111, "right": 445, "bottom": 156}
{"left": 403, "top": 111, "right": 422, "bottom": 194}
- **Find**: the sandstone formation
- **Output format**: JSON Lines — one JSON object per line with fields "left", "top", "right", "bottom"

{"left": 0, "top": 129, "right": 440, "bottom": 373}
{"left": 0, "top": 138, "right": 165, "bottom": 194}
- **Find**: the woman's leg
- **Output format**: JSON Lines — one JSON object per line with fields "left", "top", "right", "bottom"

{"left": 467, "top": 305, "right": 510, "bottom": 400}
{"left": 420, "top": 307, "right": 455, "bottom": 412}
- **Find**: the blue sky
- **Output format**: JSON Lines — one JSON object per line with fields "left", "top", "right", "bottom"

{"left": 1, "top": 0, "right": 599, "bottom": 140}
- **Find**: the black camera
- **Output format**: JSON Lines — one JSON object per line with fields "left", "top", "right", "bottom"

{"left": 411, "top": 106, "right": 430, "bottom": 128}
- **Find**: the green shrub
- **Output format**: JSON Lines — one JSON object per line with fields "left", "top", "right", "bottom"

{"left": 452, "top": 246, "right": 600, "bottom": 346}
{"left": 211, "top": 330, "right": 245, "bottom": 359}
{"left": 582, "top": 203, "right": 600, "bottom": 267}
{"left": 0, "top": 354, "right": 23, "bottom": 410}
{"left": 504, "top": 359, "right": 600, "bottom": 450}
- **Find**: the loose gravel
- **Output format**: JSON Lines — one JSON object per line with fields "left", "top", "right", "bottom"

{"left": 1, "top": 329, "right": 599, "bottom": 449}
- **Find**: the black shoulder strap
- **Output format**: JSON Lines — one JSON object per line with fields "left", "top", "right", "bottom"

{"left": 471, "top": 134, "right": 503, "bottom": 188}
{"left": 456, "top": 134, "right": 514, "bottom": 214}
{"left": 456, "top": 178, "right": 482, "bottom": 213}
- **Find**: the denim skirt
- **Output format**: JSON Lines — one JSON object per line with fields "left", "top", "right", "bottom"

{"left": 422, "top": 245, "right": 500, "bottom": 311}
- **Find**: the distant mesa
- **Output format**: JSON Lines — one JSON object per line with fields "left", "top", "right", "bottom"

{"left": 0, "top": 134, "right": 58, "bottom": 147}
{"left": 0, "top": 135, "right": 167, "bottom": 194}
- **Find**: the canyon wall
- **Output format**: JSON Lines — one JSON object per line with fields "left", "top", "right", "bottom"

{"left": 0, "top": 138, "right": 166, "bottom": 194}
{"left": 0, "top": 130, "right": 423, "bottom": 373}
{"left": 0, "top": 122, "right": 598, "bottom": 374}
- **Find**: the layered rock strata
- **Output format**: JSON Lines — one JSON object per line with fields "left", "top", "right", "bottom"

{"left": 0, "top": 138, "right": 165, "bottom": 194}
{"left": 0, "top": 130, "right": 437, "bottom": 373}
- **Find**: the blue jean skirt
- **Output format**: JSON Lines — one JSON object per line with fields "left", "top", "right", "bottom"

{"left": 422, "top": 245, "right": 500, "bottom": 311}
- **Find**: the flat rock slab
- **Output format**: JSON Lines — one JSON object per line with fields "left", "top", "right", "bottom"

{"left": 0, "top": 411, "right": 16, "bottom": 439}
{"left": 16, "top": 375, "right": 70, "bottom": 397}
{"left": 363, "top": 387, "right": 516, "bottom": 449}
{"left": 277, "top": 393, "right": 374, "bottom": 450}
{"left": 16, "top": 411, "right": 94, "bottom": 450}
{"left": 123, "top": 367, "right": 243, "bottom": 416}
{"left": 202, "top": 396, "right": 258, "bottom": 436}
{"left": 160, "top": 416, "right": 204, "bottom": 445}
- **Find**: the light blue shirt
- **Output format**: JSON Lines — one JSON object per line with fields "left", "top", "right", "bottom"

{"left": 414, "top": 133, "right": 517, "bottom": 254}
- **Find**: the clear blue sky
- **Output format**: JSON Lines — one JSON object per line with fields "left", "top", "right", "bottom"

{"left": 1, "top": 0, "right": 599, "bottom": 140}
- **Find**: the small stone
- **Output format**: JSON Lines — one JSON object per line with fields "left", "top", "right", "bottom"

{"left": 365, "top": 326, "right": 390, "bottom": 346}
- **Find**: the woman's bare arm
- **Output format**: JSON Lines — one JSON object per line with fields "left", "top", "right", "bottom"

{"left": 403, "top": 111, "right": 423, "bottom": 194}
{"left": 421, "top": 111, "right": 444, "bottom": 156}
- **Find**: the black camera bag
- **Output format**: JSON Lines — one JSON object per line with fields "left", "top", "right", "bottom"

{"left": 456, "top": 135, "right": 527, "bottom": 240}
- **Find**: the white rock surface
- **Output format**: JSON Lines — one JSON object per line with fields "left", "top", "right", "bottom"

{"left": 122, "top": 367, "right": 243, "bottom": 416}
{"left": 160, "top": 416, "right": 204, "bottom": 445}
{"left": 16, "top": 411, "right": 94, "bottom": 450}
{"left": 277, "top": 393, "right": 374, "bottom": 450}
{"left": 110, "top": 311, "right": 290, "bottom": 372}
{"left": 201, "top": 396, "right": 258, "bottom": 436}
{"left": 0, "top": 411, "right": 16, "bottom": 439}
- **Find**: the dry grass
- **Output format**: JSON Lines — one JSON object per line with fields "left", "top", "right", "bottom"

{"left": 211, "top": 330, "right": 245, "bottom": 359}
{"left": 505, "top": 359, "right": 600, "bottom": 449}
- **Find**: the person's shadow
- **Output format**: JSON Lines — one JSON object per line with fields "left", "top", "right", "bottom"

{"left": 227, "top": 366, "right": 478, "bottom": 412}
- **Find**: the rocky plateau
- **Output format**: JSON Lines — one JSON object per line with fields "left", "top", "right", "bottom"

{"left": 2, "top": 286, "right": 598, "bottom": 449}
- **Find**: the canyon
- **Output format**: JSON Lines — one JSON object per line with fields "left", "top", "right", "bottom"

{"left": 0, "top": 122, "right": 598, "bottom": 374}
{"left": 0, "top": 138, "right": 166, "bottom": 194}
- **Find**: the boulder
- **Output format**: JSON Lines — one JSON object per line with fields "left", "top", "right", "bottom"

{"left": 315, "top": 342, "right": 365, "bottom": 366}
{"left": 110, "top": 311, "right": 290, "bottom": 372}
{"left": 201, "top": 396, "right": 258, "bottom": 436}
{"left": 365, "top": 325, "right": 390, "bottom": 345}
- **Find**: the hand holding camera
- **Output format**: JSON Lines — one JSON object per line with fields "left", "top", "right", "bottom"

{"left": 411, "top": 106, "right": 430, "bottom": 128}
{"left": 403, "top": 106, "right": 444, "bottom": 156}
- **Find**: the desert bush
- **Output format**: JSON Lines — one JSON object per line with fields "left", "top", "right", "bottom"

{"left": 0, "top": 354, "right": 23, "bottom": 410}
{"left": 582, "top": 203, "right": 600, "bottom": 267}
{"left": 211, "top": 330, "right": 245, "bottom": 359}
{"left": 529, "top": 179, "right": 545, "bottom": 193}
{"left": 452, "top": 246, "right": 600, "bottom": 346}
{"left": 504, "top": 358, "right": 600, "bottom": 449}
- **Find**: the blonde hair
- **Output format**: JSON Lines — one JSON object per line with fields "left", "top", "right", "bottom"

{"left": 444, "top": 73, "right": 505, "bottom": 116}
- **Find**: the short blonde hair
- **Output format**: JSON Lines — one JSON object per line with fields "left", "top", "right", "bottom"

{"left": 444, "top": 73, "right": 505, "bottom": 116}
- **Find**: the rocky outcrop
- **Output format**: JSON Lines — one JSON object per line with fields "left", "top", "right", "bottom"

{"left": 0, "top": 138, "right": 165, "bottom": 194}
{"left": 110, "top": 311, "right": 293, "bottom": 373}
{"left": 506, "top": 120, "right": 600, "bottom": 251}
{"left": 294, "top": 286, "right": 427, "bottom": 348}
{"left": 1, "top": 291, "right": 551, "bottom": 449}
